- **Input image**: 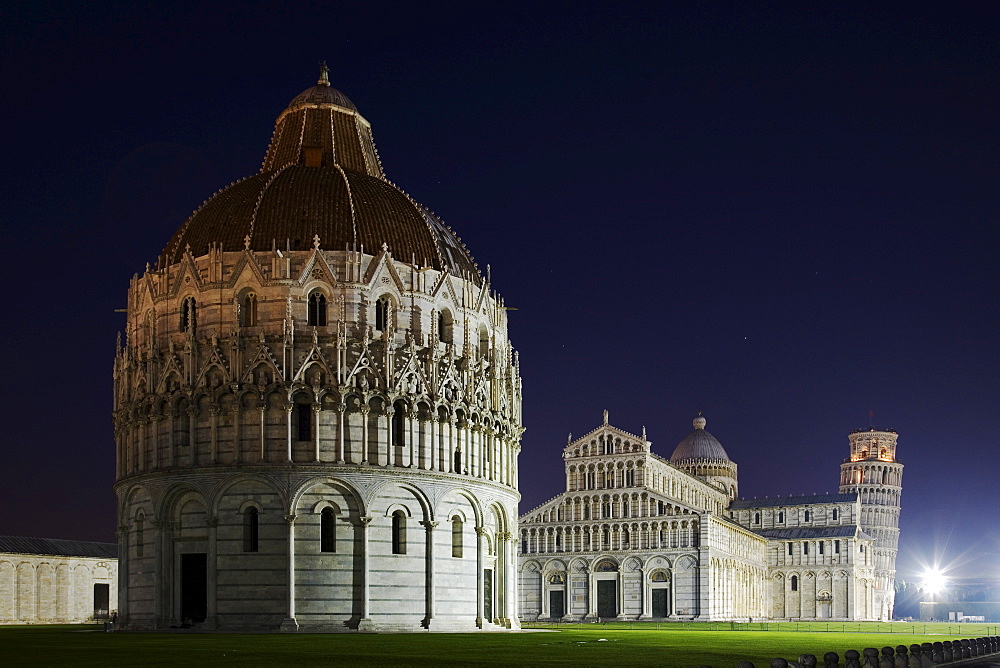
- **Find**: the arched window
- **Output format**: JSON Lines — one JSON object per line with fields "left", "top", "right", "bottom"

{"left": 454, "top": 449, "right": 463, "bottom": 474}
{"left": 243, "top": 507, "right": 259, "bottom": 553}
{"left": 145, "top": 311, "right": 155, "bottom": 346}
{"left": 296, "top": 402, "right": 312, "bottom": 441}
{"left": 321, "top": 507, "right": 336, "bottom": 553}
{"left": 790, "top": 575, "right": 798, "bottom": 591}
{"left": 787, "top": 543, "right": 793, "bottom": 555}
{"left": 804, "top": 542, "right": 809, "bottom": 555}
{"left": 240, "top": 291, "right": 258, "bottom": 327}
{"left": 478, "top": 326, "right": 489, "bottom": 358}
{"left": 451, "top": 516, "right": 463, "bottom": 558}
{"left": 308, "top": 292, "right": 327, "bottom": 326}
{"left": 804, "top": 510, "right": 811, "bottom": 522}
{"left": 375, "top": 296, "right": 391, "bottom": 331}
{"left": 438, "top": 309, "right": 453, "bottom": 343}
{"left": 391, "top": 510, "right": 406, "bottom": 555}
{"left": 778, "top": 511, "right": 785, "bottom": 523}
{"left": 754, "top": 512, "right": 761, "bottom": 525}
{"left": 135, "top": 512, "right": 144, "bottom": 558}
{"left": 602, "top": 500, "right": 611, "bottom": 518}
{"left": 391, "top": 400, "right": 406, "bottom": 451}
{"left": 180, "top": 297, "right": 197, "bottom": 333}
{"left": 832, "top": 508, "right": 839, "bottom": 521}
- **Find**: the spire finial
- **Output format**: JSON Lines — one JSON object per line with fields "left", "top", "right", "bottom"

{"left": 318, "top": 60, "right": 330, "bottom": 86}
{"left": 603, "top": 409, "right": 609, "bottom": 425}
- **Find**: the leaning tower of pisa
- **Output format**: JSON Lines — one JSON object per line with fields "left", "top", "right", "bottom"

{"left": 839, "top": 427, "right": 903, "bottom": 620}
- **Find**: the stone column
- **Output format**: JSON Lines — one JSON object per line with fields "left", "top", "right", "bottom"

{"left": 427, "top": 418, "right": 437, "bottom": 471}
{"left": 508, "top": 536, "right": 521, "bottom": 628}
{"left": 205, "top": 517, "right": 218, "bottom": 629}
{"left": 232, "top": 406, "right": 241, "bottom": 463}
{"left": 151, "top": 520, "right": 164, "bottom": 628}
{"left": 258, "top": 405, "right": 266, "bottom": 461}
{"left": 280, "top": 514, "right": 299, "bottom": 631}
{"left": 209, "top": 408, "right": 219, "bottom": 464}
{"left": 335, "top": 403, "right": 345, "bottom": 463}
{"left": 407, "top": 411, "right": 417, "bottom": 468}
{"left": 167, "top": 412, "right": 176, "bottom": 467}
{"left": 187, "top": 406, "right": 197, "bottom": 465}
{"left": 420, "top": 521, "right": 438, "bottom": 629}
{"left": 500, "top": 531, "right": 514, "bottom": 627}
{"left": 475, "top": 526, "right": 486, "bottom": 627}
{"left": 313, "top": 404, "right": 322, "bottom": 462}
{"left": 384, "top": 407, "right": 395, "bottom": 467}
{"left": 360, "top": 407, "right": 370, "bottom": 465}
{"left": 284, "top": 405, "right": 293, "bottom": 462}
{"left": 586, "top": 568, "right": 597, "bottom": 619}
{"left": 357, "top": 516, "right": 374, "bottom": 631}
{"left": 640, "top": 569, "right": 649, "bottom": 618}
{"left": 117, "top": 524, "right": 129, "bottom": 625}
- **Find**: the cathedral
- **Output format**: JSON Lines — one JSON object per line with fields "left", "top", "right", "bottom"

{"left": 517, "top": 414, "right": 902, "bottom": 622}
{"left": 112, "top": 67, "right": 523, "bottom": 631}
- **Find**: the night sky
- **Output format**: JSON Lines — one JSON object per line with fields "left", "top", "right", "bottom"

{"left": 2, "top": 3, "right": 997, "bottom": 582}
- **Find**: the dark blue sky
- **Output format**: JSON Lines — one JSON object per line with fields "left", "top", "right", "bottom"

{"left": 1, "top": 2, "right": 997, "bottom": 580}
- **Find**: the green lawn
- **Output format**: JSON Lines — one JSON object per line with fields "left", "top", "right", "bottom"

{"left": 1, "top": 622, "right": 996, "bottom": 667}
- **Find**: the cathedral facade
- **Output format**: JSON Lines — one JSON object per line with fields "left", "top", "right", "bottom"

{"left": 518, "top": 415, "right": 902, "bottom": 622}
{"left": 113, "top": 69, "right": 522, "bottom": 631}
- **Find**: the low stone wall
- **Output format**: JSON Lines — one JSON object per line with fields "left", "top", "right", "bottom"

{"left": 0, "top": 552, "right": 118, "bottom": 624}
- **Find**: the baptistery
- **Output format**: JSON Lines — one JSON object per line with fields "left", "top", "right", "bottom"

{"left": 112, "top": 66, "right": 523, "bottom": 631}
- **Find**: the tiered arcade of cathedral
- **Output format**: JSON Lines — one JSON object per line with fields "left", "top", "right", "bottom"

{"left": 113, "top": 68, "right": 522, "bottom": 631}
{"left": 518, "top": 415, "right": 902, "bottom": 622}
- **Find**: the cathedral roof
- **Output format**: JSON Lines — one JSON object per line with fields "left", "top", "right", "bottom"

{"left": 0, "top": 535, "right": 118, "bottom": 559}
{"left": 754, "top": 526, "right": 868, "bottom": 540}
{"left": 730, "top": 492, "right": 858, "bottom": 509}
{"left": 159, "top": 66, "right": 480, "bottom": 283}
{"left": 669, "top": 415, "right": 731, "bottom": 462}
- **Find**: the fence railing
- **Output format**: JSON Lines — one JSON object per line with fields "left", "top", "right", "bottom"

{"left": 522, "top": 620, "right": 1000, "bottom": 636}
{"left": 729, "top": 636, "right": 1000, "bottom": 667}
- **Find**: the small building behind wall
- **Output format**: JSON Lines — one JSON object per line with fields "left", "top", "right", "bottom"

{"left": 0, "top": 536, "right": 119, "bottom": 624}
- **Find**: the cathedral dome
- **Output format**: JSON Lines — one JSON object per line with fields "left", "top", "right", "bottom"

{"left": 670, "top": 415, "right": 731, "bottom": 462}
{"left": 159, "top": 67, "right": 479, "bottom": 282}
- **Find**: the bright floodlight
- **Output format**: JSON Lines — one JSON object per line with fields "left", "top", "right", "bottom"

{"left": 921, "top": 569, "right": 947, "bottom": 595}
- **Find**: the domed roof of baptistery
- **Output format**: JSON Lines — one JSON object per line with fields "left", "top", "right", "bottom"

{"left": 669, "top": 415, "right": 731, "bottom": 462}
{"left": 159, "top": 65, "right": 480, "bottom": 283}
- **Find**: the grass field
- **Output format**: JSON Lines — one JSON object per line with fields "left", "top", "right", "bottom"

{"left": 1, "top": 622, "right": 996, "bottom": 667}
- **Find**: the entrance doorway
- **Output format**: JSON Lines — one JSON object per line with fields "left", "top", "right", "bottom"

{"left": 596, "top": 580, "right": 617, "bottom": 618}
{"left": 180, "top": 553, "right": 207, "bottom": 624}
{"left": 652, "top": 589, "right": 669, "bottom": 617}
{"left": 93, "top": 583, "right": 110, "bottom": 620}
{"left": 549, "top": 590, "right": 565, "bottom": 620}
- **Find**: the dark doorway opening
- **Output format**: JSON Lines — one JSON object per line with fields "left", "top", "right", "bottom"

{"left": 180, "top": 553, "right": 208, "bottom": 624}
{"left": 652, "top": 589, "right": 669, "bottom": 617}
{"left": 549, "top": 590, "right": 565, "bottom": 620}
{"left": 483, "top": 569, "right": 493, "bottom": 621}
{"left": 93, "top": 583, "right": 110, "bottom": 620}
{"left": 597, "top": 580, "right": 617, "bottom": 618}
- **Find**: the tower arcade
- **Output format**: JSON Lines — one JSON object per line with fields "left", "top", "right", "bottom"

{"left": 839, "top": 428, "right": 903, "bottom": 620}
